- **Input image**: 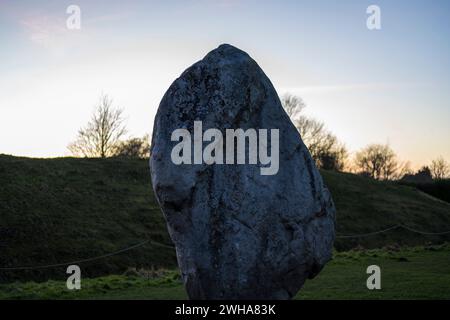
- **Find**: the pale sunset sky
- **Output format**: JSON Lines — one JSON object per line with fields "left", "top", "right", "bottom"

{"left": 0, "top": 0, "right": 449, "bottom": 169}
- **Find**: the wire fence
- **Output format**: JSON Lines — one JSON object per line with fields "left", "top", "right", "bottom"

{"left": 335, "top": 225, "right": 401, "bottom": 238}
{"left": 1, "top": 224, "right": 450, "bottom": 271}
{"left": 336, "top": 224, "right": 450, "bottom": 238}
{"left": 0, "top": 239, "right": 175, "bottom": 271}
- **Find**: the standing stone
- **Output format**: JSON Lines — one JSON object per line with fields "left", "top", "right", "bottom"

{"left": 150, "top": 44, "right": 335, "bottom": 299}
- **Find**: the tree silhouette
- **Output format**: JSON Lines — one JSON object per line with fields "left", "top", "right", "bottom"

{"left": 430, "top": 156, "right": 449, "bottom": 180}
{"left": 281, "top": 93, "right": 348, "bottom": 171}
{"left": 113, "top": 135, "right": 150, "bottom": 159}
{"left": 68, "top": 94, "right": 127, "bottom": 158}
{"left": 354, "top": 144, "right": 398, "bottom": 180}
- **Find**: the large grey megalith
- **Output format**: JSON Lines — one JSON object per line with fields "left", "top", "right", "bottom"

{"left": 150, "top": 44, "right": 335, "bottom": 299}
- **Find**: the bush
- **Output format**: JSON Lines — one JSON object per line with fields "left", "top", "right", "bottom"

{"left": 113, "top": 135, "right": 150, "bottom": 159}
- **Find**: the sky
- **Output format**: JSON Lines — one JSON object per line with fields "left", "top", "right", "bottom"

{"left": 0, "top": 0, "right": 449, "bottom": 168}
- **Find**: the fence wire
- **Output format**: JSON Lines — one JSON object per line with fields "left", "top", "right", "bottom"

{"left": 1, "top": 224, "right": 450, "bottom": 271}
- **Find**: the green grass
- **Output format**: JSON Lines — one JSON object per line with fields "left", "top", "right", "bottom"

{"left": 298, "top": 243, "right": 450, "bottom": 299}
{"left": 0, "top": 155, "right": 449, "bottom": 283}
{"left": 0, "top": 155, "right": 177, "bottom": 283}
{"left": 322, "top": 170, "right": 450, "bottom": 250}
{"left": 1, "top": 244, "right": 449, "bottom": 300}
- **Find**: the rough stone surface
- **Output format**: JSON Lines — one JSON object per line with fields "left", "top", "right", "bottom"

{"left": 150, "top": 44, "right": 335, "bottom": 299}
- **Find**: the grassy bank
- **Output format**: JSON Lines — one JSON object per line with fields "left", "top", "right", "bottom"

{"left": 0, "top": 155, "right": 449, "bottom": 283}
{"left": 1, "top": 244, "right": 449, "bottom": 299}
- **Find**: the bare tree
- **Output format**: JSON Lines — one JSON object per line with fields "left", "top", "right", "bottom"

{"left": 354, "top": 144, "right": 398, "bottom": 180}
{"left": 281, "top": 93, "right": 348, "bottom": 171}
{"left": 281, "top": 93, "right": 305, "bottom": 120}
{"left": 395, "top": 160, "right": 413, "bottom": 180}
{"left": 320, "top": 141, "right": 348, "bottom": 171}
{"left": 430, "top": 156, "right": 449, "bottom": 180}
{"left": 68, "top": 94, "right": 127, "bottom": 158}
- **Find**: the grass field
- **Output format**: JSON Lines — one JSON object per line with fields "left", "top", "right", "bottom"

{"left": 1, "top": 155, "right": 449, "bottom": 298}
{"left": 0, "top": 155, "right": 177, "bottom": 282}
{"left": 1, "top": 244, "right": 449, "bottom": 300}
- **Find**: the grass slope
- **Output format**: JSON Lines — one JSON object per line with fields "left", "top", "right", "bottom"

{"left": 1, "top": 244, "right": 449, "bottom": 299}
{"left": 323, "top": 170, "right": 450, "bottom": 250}
{"left": 0, "top": 155, "right": 176, "bottom": 282}
{"left": 0, "top": 155, "right": 449, "bottom": 283}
